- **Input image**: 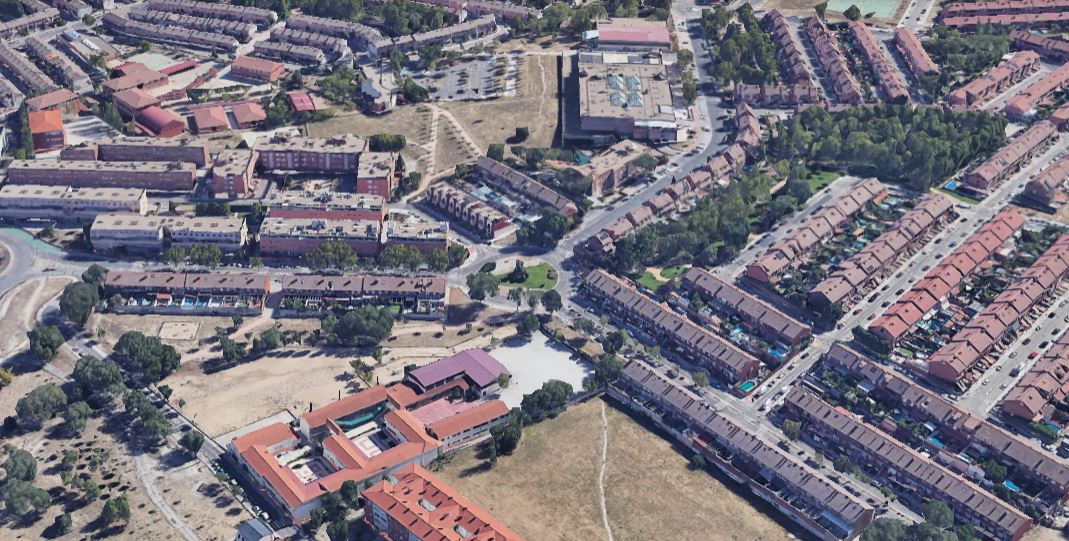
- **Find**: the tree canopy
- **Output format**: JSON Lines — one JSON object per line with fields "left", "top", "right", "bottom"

{"left": 16, "top": 383, "right": 68, "bottom": 428}
{"left": 113, "top": 331, "right": 182, "bottom": 383}
{"left": 72, "top": 356, "right": 125, "bottom": 398}
{"left": 322, "top": 305, "right": 395, "bottom": 347}
{"left": 27, "top": 325, "right": 64, "bottom": 361}
{"left": 521, "top": 380, "right": 573, "bottom": 423}
{"left": 306, "top": 240, "right": 358, "bottom": 270}
{"left": 59, "top": 282, "right": 100, "bottom": 326}
{"left": 4, "top": 448, "right": 37, "bottom": 482}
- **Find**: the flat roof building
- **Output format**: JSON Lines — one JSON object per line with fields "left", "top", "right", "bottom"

{"left": 0, "top": 184, "right": 148, "bottom": 221}
{"left": 212, "top": 149, "right": 258, "bottom": 198}
{"left": 267, "top": 191, "right": 387, "bottom": 222}
{"left": 8, "top": 159, "right": 196, "bottom": 191}
{"left": 576, "top": 52, "right": 677, "bottom": 144}
{"left": 90, "top": 213, "right": 248, "bottom": 253}
{"left": 592, "top": 18, "right": 671, "bottom": 51}
{"left": 63, "top": 135, "right": 210, "bottom": 167}
{"left": 258, "top": 217, "right": 382, "bottom": 257}
{"left": 255, "top": 133, "right": 366, "bottom": 173}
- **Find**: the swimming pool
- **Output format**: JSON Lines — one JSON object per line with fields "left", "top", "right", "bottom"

{"left": 828, "top": 0, "right": 902, "bottom": 20}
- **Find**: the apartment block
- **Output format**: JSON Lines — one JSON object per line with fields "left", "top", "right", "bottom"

{"left": 611, "top": 360, "right": 874, "bottom": 541}
{"left": 929, "top": 234, "right": 1069, "bottom": 385}
{"left": 0, "top": 42, "right": 58, "bottom": 95}
{"left": 267, "top": 191, "right": 387, "bottom": 222}
{"left": 382, "top": 219, "right": 449, "bottom": 254}
{"left": 965, "top": 120, "right": 1056, "bottom": 192}
{"left": 102, "top": 13, "right": 239, "bottom": 53}
{"left": 28, "top": 110, "right": 65, "bottom": 153}
{"left": 681, "top": 268, "right": 812, "bottom": 347}
{"left": 9, "top": 159, "right": 196, "bottom": 191}
{"left": 356, "top": 152, "right": 399, "bottom": 198}
{"left": 63, "top": 135, "right": 210, "bottom": 167}
{"left": 252, "top": 41, "right": 326, "bottom": 66}
{"left": 808, "top": 194, "right": 954, "bottom": 308}
{"left": 255, "top": 133, "right": 366, "bottom": 173}
{"left": 805, "top": 16, "right": 863, "bottom": 105}
{"left": 1003, "top": 329, "right": 1069, "bottom": 420}
{"left": 784, "top": 388, "right": 1033, "bottom": 541}
{"left": 258, "top": 217, "right": 382, "bottom": 257}
{"left": 212, "top": 149, "right": 258, "bottom": 198}
{"left": 368, "top": 16, "right": 496, "bottom": 59}
{"left": 584, "top": 269, "right": 761, "bottom": 385}
{"left": 90, "top": 214, "right": 248, "bottom": 253}
{"left": 144, "top": 0, "right": 277, "bottom": 25}
{"left": 474, "top": 156, "right": 579, "bottom": 217}
{"left": 746, "top": 179, "right": 887, "bottom": 284}
{"left": 847, "top": 22, "right": 909, "bottom": 103}
{"left": 948, "top": 51, "right": 1040, "bottom": 108}
{"left": 565, "top": 139, "right": 657, "bottom": 196}
{"left": 24, "top": 36, "right": 91, "bottom": 94}
{"left": 0, "top": 185, "right": 147, "bottom": 221}
{"left": 868, "top": 209, "right": 1025, "bottom": 344}
{"left": 425, "top": 183, "right": 511, "bottom": 239}
{"left": 893, "top": 27, "right": 939, "bottom": 78}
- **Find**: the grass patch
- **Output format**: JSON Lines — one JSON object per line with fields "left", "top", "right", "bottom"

{"left": 937, "top": 187, "right": 979, "bottom": 205}
{"left": 806, "top": 170, "right": 840, "bottom": 193}
{"left": 635, "top": 271, "right": 664, "bottom": 290}
{"left": 660, "top": 264, "right": 688, "bottom": 280}
{"left": 498, "top": 262, "right": 558, "bottom": 289}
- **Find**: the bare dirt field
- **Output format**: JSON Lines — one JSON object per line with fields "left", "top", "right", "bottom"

{"left": 436, "top": 399, "right": 790, "bottom": 541}
{"left": 0, "top": 277, "right": 74, "bottom": 358}
{"left": 441, "top": 55, "right": 560, "bottom": 151}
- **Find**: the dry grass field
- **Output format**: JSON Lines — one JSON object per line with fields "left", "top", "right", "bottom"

{"left": 0, "top": 277, "right": 74, "bottom": 358}
{"left": 437, "top": 399, "right": 791, "bottom": 541}
{"left": 306, "top": 106, "right": 434, "bottom": 175}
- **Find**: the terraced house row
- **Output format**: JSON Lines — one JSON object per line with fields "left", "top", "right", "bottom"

{"left": 24, "top": 36, "right": 91, "bottom": 94}
{"left": 929, "top": 233, "right": 1069, "bottom": 385}
{"left": 284, "top": 13, "right": 383, "bottom": 48}
{"left": 1003, "top": 328, "right": 1069, "bottom": 421}
{"left": 964, "top": 120, "right": 1056, "bottom": 192}
{"left": 949, "top": 51, "right": 1040, "bottom": 108}
{"left": 144, "top": 0, "right": 276, "bottom": 25}
{"left": 740, "top": 9, "right": 822, "bottom": 108}
{"left": 680, "top": 268, "right": 812, "bottom": 347}
{"left": 1022, "top": 150, "right": 1069, "bottom": 209}
{"left": 271, "top": 27, "right": 351, "bottom": 60}
{"left": 847, "top": 22, "right": 909, "bottom": 103}
{"left": 868, "top": 209, "right": 1026, "bottom": 344}
{"left": 426, "top": 183, "right": 512, "bottom": 239}
{"left": 805, "top": 16, "right": 863, "bottom": 105}
{"left": 940, "top": 0, "right": 1069, "bottom": 28}
{"left": 746, "top": 178, "right": 887, "bottom": 285}
{"left": 784, "top": 387, "right": 1033, "bottom": 541}
{"left": 764, "top": 10, "right": 813, "bottom": 84}
{"left": 610, "top": 360, "right": 873, "bottom": 541}
{"left": 253, "top": 41, "right": 326, "bottom": 66}
{"left": 102, "top": 13, "right": 239, "bottom": 53}
{"left": 0, "top": 0, "right": 58, "bottom": 39}
{"left": 127, "top": 8, "right": 257, "bottom": 40}
{"left": 473, "top": 156, "right": 579, "bottom": 218}
{"left": 1011, "top": 29, "right": 1069, "bottom": 62}
{"left": 808, "top": 194, "right": 954, "bottom": 310}
{"left": 1004, "top": 62, "right": 1069, "bottom": 120}
{"left": 0, "top": 42, "right": 57, "bottom": 95}
{"left": 893, "top": 27, "right": 939, "bottom": 79}
{"left": 583, "top": 269, "right": 761, "bottom": 385}
{"left": 824, "top": 343, "right": 1069, "bottom": 503}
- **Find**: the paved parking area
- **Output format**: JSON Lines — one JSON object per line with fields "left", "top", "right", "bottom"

{"left": 406, "top": 55, "right": 510, "bottom": 101}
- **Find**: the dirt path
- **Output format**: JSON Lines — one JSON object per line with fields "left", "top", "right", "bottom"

{"left": 597, "top": 402, "right": 615, "bottom": 541}
{"left": 134, "top": 450, "right": 201, "bottom": 541}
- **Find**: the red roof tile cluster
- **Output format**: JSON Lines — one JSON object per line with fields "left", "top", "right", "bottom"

{"left": 929, "top": 233, "right": 1069, "bottom": 384}
{"left": 847, "top": 22, "right": 909, "bottom": 103}
{"left": 746, "top": 178, "right": 886, "bottom": 284}
{"left": 681, "top": 267, "right": 812, "bottom": 346}
{"left": 948, "top": 51, "right": 1040, "bottom": 108}
{"left": 965, "top": 121, "right": 1056, "bottom": 191}
{"left": 1004, "top": 62, "right": 1069, "bottom": 119}
{"left": 1012, "top": 29, "right": 1069, "bottom": 62}
{"left": 287, "top": 91, "right": 315, "bottom": 112}
{"left": 28, "top": 109, "right": 63, "bottom": 134}
{"left": 805, "top": 16, "right": 863, "bottom": 104}
{"left": 764, "top": 10, "right": 813, "bottom": 84}
{"left": 893, "top": 27, "right": 939, "bottom": 78}
{"left": 869, "top": 209, "right": 1024, "bottom": 343}
{"left": 1004, "top": 329, "right": 1069, "bottom": 420}
{"left": 1023, "top": 150, "right": 1069, "bottom": 207}
{"left": 363, "top": 463, "right": 524, "bottom": 541}
{"left": 809, "top": 194, "right": 954, "bottom": 307}
{"left": 733, "top": 82, "right": 821, "bottom": 108}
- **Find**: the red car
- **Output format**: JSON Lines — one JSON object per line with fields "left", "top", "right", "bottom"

{"left": 1029, "top": 351, "right": 1040, "bottom": 359}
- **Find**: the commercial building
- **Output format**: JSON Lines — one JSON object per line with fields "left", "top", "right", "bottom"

{"left": 104, "top": 270, "right": 268, "bottom": 315}
{"left": 127, "top": 8, "right": 256, "bottom": 40}
{"left": 212, "top": 149, "right": 258, "bottom": 198}
{"left": 8, "top": 159, "right": 196, "bottom": 191}
{"left": 610, "top": 360, "right": 874, "bottom": 541}
{"left": 1004, "top": 62, "right": 1069, "bottom": 119}
{"left": 929, "top": 234, "right": 1069, "bottom": 385}
{"left": 258, "top": 217, "right": 382, "bottom": 257}
{"left": 252, "top": 41, "right": 326, "bottom": 66}
{"left": 681, "top": 268, "right": 812, "bottom": 347}
{"left": 584, "top": 269, "right": 761, "bottom": 386}
{"left": 0, "top": 42, "right": 58, "bottom": 95}
{"left": 267, "top": 191, "right": 387, "bottom": 222}
{"left": 101, "top": 13, "right": 239, "bottom": 53}
{"left": 355, "top": 152, "right": 400, "bottom": 198}
{"left": 868, "top": 209, "right": 1025, "bottom": 344}
{"left": 144, "top": 0, "right": 277, "bottom": 25}
{"left": 1003, "top": 329, "right": 1069, "bottom": 421}
{"left": 575, "top": 52, "right": 678, "bottom": 144}
{"left": 426, "top": 183, "right": 511, "bottom": 239}
{"left": 746, "top": 179, "right": 887, "bottom": 284}
{"left": 949, "top": 51, "right": 1040, "bottom": 108}
{"left": 27, "top": 110, "right": 65, "bottom": 153}
{"left": 368, "top": 16, "right": 496, "bottom": 59}
{"left": 893, "top": 27, "right": 939, "bottom": 78}
{"left": 90, "top": 214, "right": 248, "bottom": 253}
{"left": 805, "top": 16, "right": 863, "bottom": 105}
{"left": 847, "top": 22, "right": 909, "bottom": 103}
{"left": 965, "top": 120, "right": 1057, "bottom": 192}
{"left": 363, "top": 464, "right": 523, "bottom": 541}
{"left": 589, "top": 18, "right": 671, "bottom": 51}
{"left": 808, "top": 194, "right": 954, "bottom": 309}
{"left": 255, "top": 133, "right": 366, "bottom": 173}
{"left": 474, "top": 156, "right": 578, "bottom": 217}
{"left": 24, "top": 36, "right": 91, "bottom": 94}
{"left": 230, "top": 55, "right": 286, "bottom": 83}
{"left": 785, "top": 387, "right": 1033, "bottom": 541}
{"left": 0, "top": 185, "right": 148, "bottom": 221}
{"left": 277, "top": 273, "right": 446, "bottom": 319}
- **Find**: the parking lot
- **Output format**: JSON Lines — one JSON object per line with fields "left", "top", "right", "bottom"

{"left": 406, "top": 54, "right": 512, "bottom": 101}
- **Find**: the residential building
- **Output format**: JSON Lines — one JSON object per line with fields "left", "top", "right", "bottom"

{"left": 24, "top": 36, "right": 91, "bottom": 94}
{"left": 584, "top": 269, "right": 761, "bottom": 386}
{"left": 144, "top": 0, "right": 277, "bottom": 25}
{"left": 590, "top": 18, "right": 671, "bottom": 51}
{"left": 0, "top": 185, "right": 148, "bottom": 221}
{"left": 1004, "top": 62, "right": 1069, "bottom": 119}
{"left": 102, "top": 13, "right": 239, "bottom": 53}
{"left": 426, "top": 183, "right": 511, "bottom": 239}
{"left": 0, "top": 0, "right": 59, "bottom": 39}
{"left": 949, "top": 52, "right": 1040, "bottom": 108}
{"left": 383, "top": 219, "right": 449, "bottom": 254}
{"left": 192, "top": 106, "right": 230, "bottom": 134}
{"left": 868, "top": 209, "right": 1025, "bottom": 344}
{"left": 746, "top": 179, "right": 887, "bottom": 284}
{"left": 356, "top": 152, "right": 399, "bottom": 198}
{"left": 848, "top": 22, "right": 909, "bottom": 103}
{"left": 474, "top": 156, "right": 579, "bottom": 217}
{"left": 127, "top": 8, "right": 256, "bottom": 40}
{"left": 253, "top": 41, "right": 326, "bottom": 66}
{"left": 258, "top": 217, "right": 382, "bottom": 257}
{"left": 0, "top": 42, "right": 58, "bottom": 94}
{"left": 284, "top": 13, "right": 382, "bottom": 48}
{"left": 808, "top": 194, "right": 954, "bottom": 308}
{"left": 212, "top": 149, "right": 258, "bottom": 198}
{"left": 562, "top": 139, "right": 656, "bottom": 196}
{"left": 805, "top": 16, "right": 863, "bottom": 105}
{"left": 764, "top": 10, "right": 814, "bottom": 84}
{"left": 267, "top": 191, "right": 387, "bottom": 222}
{"left": 368, "top": 16, "right": 496, "bottom": 59}
{"left": 7, "top": 159, "right": 196, "bottom": 191}
{"left": 732, "top": 83, "right": 821, "bottom": 108}
{"left": 230, "top": 55, "right": 286, "bottom": 83}
{"left": 255, "top": 133, "right": 366, "bottom": 173}
{"left": 90, "top": 214, "right": 248, "bottom": 253}
{"left": 575, "top": 52, "right": 678, "bottom": 144}
{"left": 893, "top": 27, "right": 939, "bottom": 78}
{"left": 276, "top": 273, "right": 446, "bottom": 319}
{"left": 28, "top": 110, "right": 65, "bottom": 153}
{"left": 1023, "top": 151, "right": 1069, "bottom": 210}
{"left": 1003, "top": 329, "right": 1069, "bottom": 421}
{"left": 363, "top": 464, "right": 523, "bottom": 541}
{"left": 233, "top": 102, "right": 267, "bottom": 129}
{"left": 271, "top": 27, "right": 350, "bottom": 60}
{"left": 104, "top": 270, "right": 268, "bottom": 315}
{"left": 1012, "top": 29, "right": 1069, "bottom": 62}
{"left": 965, "top": 120, "right": 1056, "bottom": 192}
{"left": 681, "top": 268, "right": 812, "bottom": 347}
{"left": 63, "top": 136, "right": 210, "bottom": 167}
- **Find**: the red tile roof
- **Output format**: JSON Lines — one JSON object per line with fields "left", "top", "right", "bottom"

{"left": 193, "top": 106, "right": 229, "bottom": 132}
{"left": 426, "top": 400, "right": 509, "bottom": 440}
{"left": 28, "top": 110, "right": 63, "bottom": 134}
{"left": 233, "top": 102, "right": 266, "bottom": 126}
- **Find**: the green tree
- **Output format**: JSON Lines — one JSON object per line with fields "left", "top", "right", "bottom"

{"left": 113, "top": 331, "right": 181, "bottom": 383}
{"left": 306, "top": 240, "right": 358, "bottom": 270}
{"left": 4, "top": 448, "right": 37, "bottom": 482}
{"left": 517, "top": 312, "right": 539, "bottom": 338}
{"left": 219, "top": 336, "right": 245, "bottom": 362}
{"left": 426, "top": 249, "right": 449, "bottom": 272}
{"left": 861, "top": 518, "right": 907, "bottom": 541}
{"left": 63, "top": 401, "right": 92, "bottom": 435}
{"left": 59, "top": 282, "right": 100, "bottom": 326}
{"left": 163, "top": 245, "right": 187, "bottom": 266}
{"left": 922, "top": 500, "right": 954, "bottom": 530}
{"left": 692, "top": 370, "right": 709, "bottom": 388}
{"left": 601, "top": 330, "right": 626, "bottom": 354}
{"left": 27, "top": 325, "right": 64, "bottom": 361}
{"left": 487, "top": 143, "right": 505, "bottom": 161}
{"left": 782, "top": 419, "right": 801, "bottom": 441}
{"left": 72, "top": 356, "right": 124, "bottom": 398}
{"left": 815, "top": 1, "right": 827, "bottom": 18}
{"left": 379, "top": 244, "right": 423, "bottom": 270}
{"left": 520, "top": 379, "right": 572, "bottom": 422}
{"left": 690, "top": 453, "right": 706, "bottom": 470}
{"left": 81, "top": 264, "right": 108, "bottom": 288}
{"left": 507, "top": 261, "right": 528, "bottom": 283}
{"left": 101, "top": 493, "right": 131, "bottom": 524}
{"left": 188, "top": 244, "right": 223, "bottom": 268}
{"left": 53, "top": 512, "right": 73, "bottom": 535}
{"left": 0, "top": 367, "right": 12, "bottom": 389}
{"left": 368, "top": 133, "right": 407, "bottom": 152}
{"left": 1, "top": 479, "right": 50, "bottom": 515}
{"left": 326, "top": 520, "right": 348, "bottom": 541}
{"left": 100, "top": 102, "right": 124, "bottom": 131}
{"left": 16, "top": 383, "right": 67, "bottom": 428}
{"left": 541, "top": 290, "right": 562, "bottom": 313}
{"left": 508, "top": 288, "right": 524, "bottom": 311}
{"left": 322, "top": 305, "right": 395, "bottom": 347}
{"left": 466, "top": 272, "right": 501, "bottom": 301}
{"left": 491, "top": 408, "right": 523, "bottom": 455}
{"left": 179, "top": 431, "right": 204, "bottom": 456}
{"left": 340, "top": 479, "right": 360, "bottom": 508}
{"left": 982, "top": 459, "right": 1008, "bottom": 484}
{"left": 843, "top": 4, "right": 861, "bottom": 20}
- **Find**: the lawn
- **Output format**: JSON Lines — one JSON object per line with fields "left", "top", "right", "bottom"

{"left": 806, "top": 170, "right": 840, "bottom": 193}
{"left": 937, "top": 187, "right": 979, "bottom": 205}
{"left": 635, "top": 271, "right": 664, "bottom": 290}
{"left": 498, "top": 262, "right": 557, "bottom": 289}
{"left": 436, "top": 399, "right": 790, "bottom": 541}
{"left": 660, "top": 264, "right": 688, "bottom": 280}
